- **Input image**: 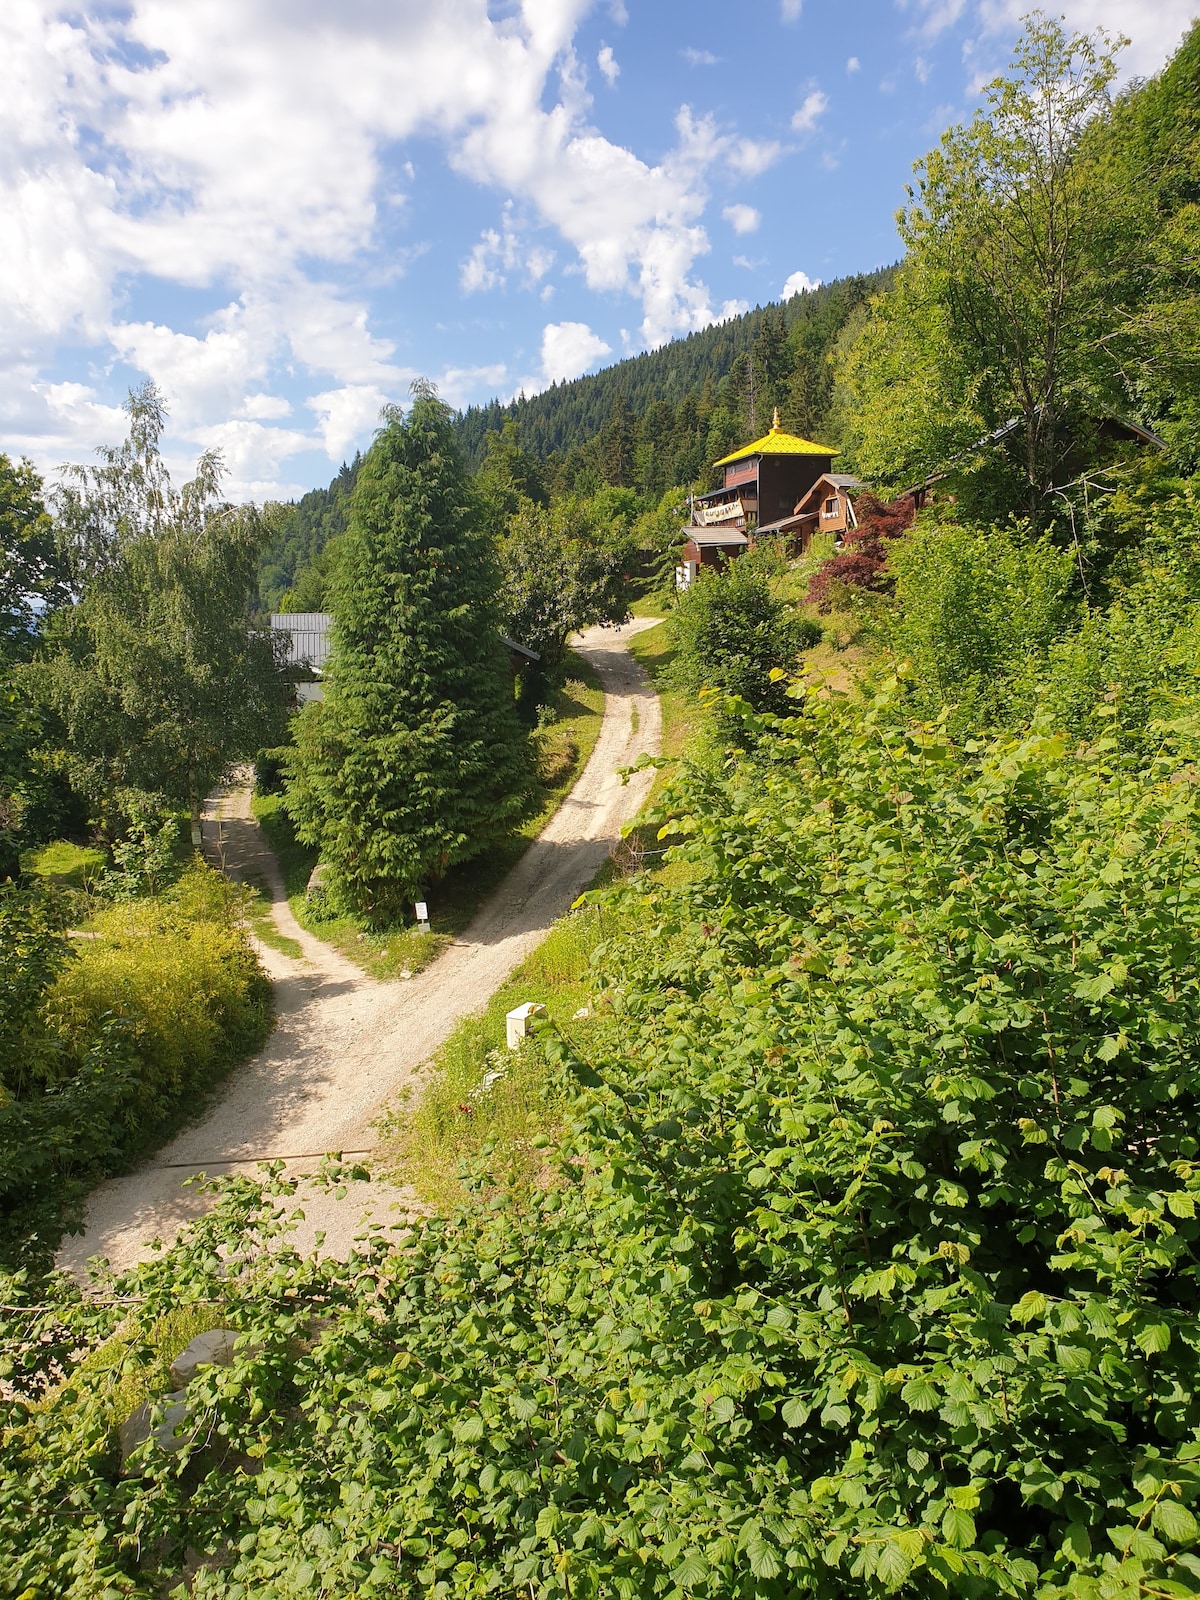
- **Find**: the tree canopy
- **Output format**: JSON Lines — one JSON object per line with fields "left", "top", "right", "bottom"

{"left": 283, "top": 388, "right": 534, "bottom": 921}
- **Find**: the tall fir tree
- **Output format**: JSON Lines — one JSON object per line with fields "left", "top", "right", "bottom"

{"left": 284, "top": 387, "right": 533, "bottom": 923}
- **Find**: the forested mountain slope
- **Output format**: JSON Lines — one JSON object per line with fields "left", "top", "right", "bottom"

{"left": 258, "top": 267, "right": 891, "bottom": 607}
{"left": 455, "top": 266, "right": 893, "bottom": 469}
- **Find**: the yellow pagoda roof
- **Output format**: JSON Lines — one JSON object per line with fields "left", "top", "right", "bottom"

{"left": 714, "top": 409, "right": 838, "bottom": 466}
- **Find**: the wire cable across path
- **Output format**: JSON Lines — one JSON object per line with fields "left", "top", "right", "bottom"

{"left": 58, "top": 621, "right": 663, "bottom": 1277}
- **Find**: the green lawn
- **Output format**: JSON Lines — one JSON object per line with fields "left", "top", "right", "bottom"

{"left": 22, "top": 840, "right": 107, "bottom": 891}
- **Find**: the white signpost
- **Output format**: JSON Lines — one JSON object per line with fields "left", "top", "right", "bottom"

{"left": 506, "top": 1001, "right": 546, "bottom": 1050}
{"left": 415, "top": 900, "right": 430, "bottom": 932}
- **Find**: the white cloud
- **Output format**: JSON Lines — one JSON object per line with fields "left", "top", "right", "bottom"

{"left": 915, "top": 54, "right": 932, "bottom": 83}
{"left": 308, "top": 385, "right": 391, "bottom": 463}
{"left": 847, "top": 55, "right": 861, "bottom": 72}
{"left": 727, "top": 138, "right": 785, "bottom": 178}
{"left": 782, "top": 270, "right": 822, "bottom": 299}
{"left": 597, "top": 44, "right": 619, "bottom": 86}
{"left": 719, "top": 298, "right": 751, "bottom": 319}
{"left": 732, "top": 254, "right": 761, "bottom": 270}
{"left": 682, "top": 47, "right": 719, "bottom": 66}
{"left": 539, "top": 321, "right": 612, "bottom": 384}
{"left": 460, "top": 205, "right": 557, "bottom": 294}
{"left": 781, "top": 0, "right": 803, "bottom": 20}
{"left": 241, "top": 394, "right": 292, "bottom": 420}
{"left": 723, "top": 203, "right": 761, "bottom": 235}
{"left": 2, "top": 0, "right": 749, "bottom": 484}
{"left": 791, "top": 90, "right": 829, "bottom": 133}
{"left": 907, "top": 0, "right": 1192, "bottom": 79}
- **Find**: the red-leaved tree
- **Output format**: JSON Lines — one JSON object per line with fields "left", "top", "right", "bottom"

{"left": 806, "top": 492, "right": 917, "bottom": 611}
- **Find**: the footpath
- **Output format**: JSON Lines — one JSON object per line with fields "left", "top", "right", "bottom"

{"left": 58, "top": 621, "right": 662, "bottom": 1277}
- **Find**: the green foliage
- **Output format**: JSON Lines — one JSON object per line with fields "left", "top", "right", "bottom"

{"left": 840, "top": 19, "right": 1200, "bottom": 516}
{"left": 22, "top": 839, "right": 107, "bottom": 891}
{"left": 282, "top": 388, "right": 535, "bottom": 923}
{"left": 499, "top": 495, "right": 635, "bottom": 703}
{"left": 25, "top": 386, "right": 291, "bottom": 844}
{"left": 670, "top": 559, "right": 820, "bottom": 720}
{"left": 887, "top": 520, "right": 1078, "bottom": 730}
{"left": 8, "top": 683, "right": 1200, "bottom": 1594}
{"left": 256, "top": 456, "right": 360, "bottom": 611}
{"left": 0, "top": 453, "right": 62, "bottom": 665}
{"left": 0, "top": 864, "right": 271, "bottom": 1267}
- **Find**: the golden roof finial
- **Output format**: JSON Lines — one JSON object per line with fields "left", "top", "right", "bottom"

{"left": 771, "top": 406, "right": 781, "bottom": 432}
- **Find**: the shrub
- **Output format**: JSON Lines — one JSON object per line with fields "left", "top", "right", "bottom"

{"left": 887, "top": 519, "right": 1077, "bottom": 730}
{"left": 670, "top": 559, "right": 818, "bottom": 719}
{"left": 807, "top": 491, "right": 916, "bottom": 609}
{"left": 8, "top": 685, "right": 1200, "bottom": 1595}
{"left": 0, "top": 863, "right": 271, "bottom": 1265}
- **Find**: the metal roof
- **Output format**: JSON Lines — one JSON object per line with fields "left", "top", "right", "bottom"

{"left": 271, "top": 612, "right": 331, "bottom": 672}
{"left": 686, "top": 528, "right": 750, "bottom": 547}
{"left": 714, "top": 413, "right": 838, "bottom": 467}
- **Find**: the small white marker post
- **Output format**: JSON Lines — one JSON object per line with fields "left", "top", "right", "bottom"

{"left": 415, "top": 900, "right": 430, "bottom": 933}
{"left": 506, "top": 1002, "right": 546, "bottom": 1050}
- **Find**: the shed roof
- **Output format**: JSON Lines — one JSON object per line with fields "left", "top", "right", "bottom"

{"left": 686, "top": 528, "right": 750, "bottom": 548}
{"left": 271, "top": 611, "right": 331, "bottom": 672}
{"left": 714, "top": 409, "right": 838, "bottom": 467}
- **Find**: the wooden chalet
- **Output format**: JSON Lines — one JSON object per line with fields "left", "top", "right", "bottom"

{"left": 776, "top": 471, "right": 865, "bottom": 547}
{"left": 677, "top": 412, "right": 843, "bottom": 585}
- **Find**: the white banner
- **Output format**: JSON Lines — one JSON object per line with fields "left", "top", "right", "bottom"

{"left": 693, "top": 498, "right": 744, "bottom": 526}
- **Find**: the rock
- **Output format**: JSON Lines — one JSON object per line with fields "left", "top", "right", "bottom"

{"left": 119, "top": 1390, "right": 192, "bottom": 1462}
{"left": 306, "top": 861, "right": 331, "bottom": 895}
{"left": 169, "top": 1327, "right": 238, "bottom": 1388}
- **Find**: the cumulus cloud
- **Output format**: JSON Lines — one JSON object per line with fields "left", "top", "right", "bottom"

{"left": 782, "top": 270, "right": 822, "bottom": 299}
{"left": 597, "top": 44, "right": 619, "bottom": 85}
{"left": 907, "top": 0, "right": 1191, "bottom": 78}
{"left": 727, "top": 138, "right": 785, "bottom": 178}
{"left": 847, "top": 55, "right": 861, "bottom": 72}
{"left": 791, "top": 90, "right": 829, "bottom": 133}
{"left": 723, "top": 204, "right": 761, "bottom": 235}
{"left": 461, "top": 205, "right": 558, "bottom": 295}
{"left": 682, "top": 47, "right": 718, "bottom": 66}
{"left": 540, "top": 321, "right": 612, "bottom": 384}
{"left": 2, "top": 0, "right": 748, "bottom": 489}
{"left": 781, "top": 0, "right": 803, "bottom": 20}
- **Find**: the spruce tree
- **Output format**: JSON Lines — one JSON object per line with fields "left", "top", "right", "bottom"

{"left": 284, "top": 387, "right": 533, "bottom": 923}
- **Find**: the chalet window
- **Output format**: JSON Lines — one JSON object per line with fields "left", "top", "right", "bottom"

{"left": 823, "top": 496, "right": 839, "bottom": 516}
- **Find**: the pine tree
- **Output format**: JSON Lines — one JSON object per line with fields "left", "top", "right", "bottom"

{"left": 283, "top": 387, "right": 533, "bottom": 924}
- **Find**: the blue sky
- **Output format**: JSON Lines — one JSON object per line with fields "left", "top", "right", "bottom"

{"left": 2, "top": 0, "right": 1191, "bottom": 501}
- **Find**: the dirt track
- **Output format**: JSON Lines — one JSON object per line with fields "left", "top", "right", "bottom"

{"left": 58, "top": 622, "right": 662, "bottom": 1277}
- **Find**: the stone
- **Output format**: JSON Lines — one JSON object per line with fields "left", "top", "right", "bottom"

{"left": 306, "top": 861, "right": 331, "bottom": 895}
{"left": 169, "top": 1327, "right": 239, "bottom": 1388}
{"left": 119, "top": 1390, "right": 192, "bottom": 1462}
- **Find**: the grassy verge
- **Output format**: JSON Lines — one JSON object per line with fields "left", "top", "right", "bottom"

{"left": 382, "top": 629, "right": 695, "bottom": 1211}
{"left": 378, "top": 903, "right": 612, "bottom": 1208}
{"left": 22, "top": 840, "right": 107, "bottom": 891}
{"left": 252, "top": 654, "right": 606, "bottom": 981}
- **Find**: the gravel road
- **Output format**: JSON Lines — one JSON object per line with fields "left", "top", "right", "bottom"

{"left": 58, "top": 622, "right": 662, "bottom": 1277}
